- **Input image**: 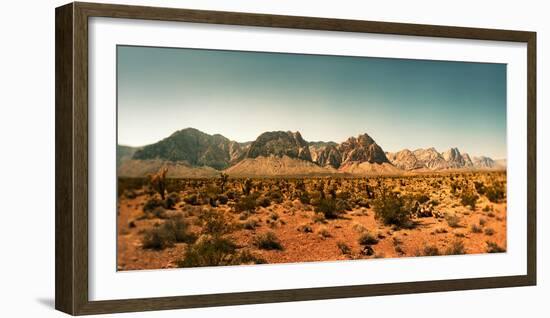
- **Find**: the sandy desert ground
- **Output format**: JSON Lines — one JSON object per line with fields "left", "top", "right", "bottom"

{"left": 117, "top": 171, "right": 506, "bottom": 271}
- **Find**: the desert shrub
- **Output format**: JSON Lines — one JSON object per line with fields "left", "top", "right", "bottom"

{"left": 415, "top": 194, "right": 430, "bottom": 204}
{"left": 143, "top": 197, "right": 164, "bottom": 213}
{"left": 269, "top": 191, "right": 284, "bottom": 204}
{"left": 225, "top": 190, "right": 237, "bottom": 200}
{"left": 486, "top": 241, "right": 505, "bottom": 253}
{"left": 479, "top": 218, "right": 487, "bottom": 226}
{"left": 430, "top": 199, "right": 440, "bottom": 206}
{"left": 470, "top": 224, "right": 483, "bottom": 233}
{"left": 141, "top": 216, "right": 196, "bottom": 250}
{"left": 423, "top": 245, "right": 440, "bottom": 256}
{"left": 217, "top": 194, "right": 229, "bottom": 205}
{"left": 233, "top": 250, "right": 266, "bottom": 265}
{"left": 335, "top": 199, "right": 352, "bottom": 212}
{"left": 337, "top": 242, "right": 351, "bottom": 255}
{"left": 446, "top": 240, "right": 466, "bottom": 255}
{"left": 372, "top": 187, "right": 413, "bottom": 228}
{"left": 297, "top": 224, "right": 313, "bottom": 233}
{"left": 352, "top": 223, "right": 367, "bottom": 233}
{"left": 164, "top": 216, "right": 196, "bottom": 244}
{"left": 460, "top": 191, "right": 479, "bottom": 210}
{"left": 199, "top": 209, "right": 233, "bottom": 236}
{"left": 235, "top": 194, "right": 259, "bottom": 212}
{"left": 256, "top": 195, "right": 271, "bottom": 208}
{"left": 445, "top": 214, "right": 461, "bottom": 228}
{"left": 484, "top": 228, "right": 495, "bottom": 236}
{"left": 298, "top": 191, "right": 311, "bottom": 205}
{"left": 315, "top": 198, "right": 341, "bottom": 219}
{"left": 123, "top": 189, "right": 137, "bottom": 199}
{"left": 183, "top": 194, "right": 200, "bottom": 206}
{"left": 485, "top": 182, "right": 506, "bottom": 203}
{"left": 141, "top": 226, "right": 175, "bottom": 250}
{"left": 317, "top": 226, "right": 331, "bottom": 238}
{"left": 243, "top": 218, "right": 259, "bottom": 230}
{"left": 253, "top": 232, "right": 283, "bottom": 250}
{"left": 482, "top": 205, "right": 491, "bottom": 212}
{"left": 358, "top": 232, "right": 379, "bottom": 245}
{"left": 151, "top": 206, "right": 168, "bottom": 219}
{"left": 435, "top": 227, "right": 448, "bottom": 234}
{"left": 336, "top": 191, "right": 351, "bottom": 201}
{"left": 177, "top": 236, "right": 237, "bottom": 267}
{"left": 474, "top": 181, "right": 486, "bottom": 195}
{"left": 164, "top": 192, "right": 180, "bottom": 209}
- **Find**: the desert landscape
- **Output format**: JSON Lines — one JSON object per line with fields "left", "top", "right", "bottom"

{"left": 116, "top": 129, "right": 507, "bottom": 270}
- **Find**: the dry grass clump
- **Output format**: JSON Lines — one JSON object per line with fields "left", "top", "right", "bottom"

{"left": 484, "top": 228, "right": 495, "bottom": 236}
{"left": 445, "top": 240, "right": 466, "bottom": 255}
{"left": 141, "top": 216, "right": 196, "bottom": 250}
{"left": 423, "top": 245, "right": 440, "bottom": 256}
{"left": 337, "top": 241, "right": 351, "bottom": 255}
{"left": 445, "top": 213, "right": 461, "bottom": 228}
{"left": 486, "top": 241, "right": 505, "bottom": 253}
{"left": 253, "top": 232, "right": 283, "bottom": 250}
{"left": 470, "top": 224, "right": 483, "bottom": 233}
{"left": 317, "top": 226, "right": 331, "bottom": 238}
{"left": 358, "top": 232, "right": 379, "bottom": 245}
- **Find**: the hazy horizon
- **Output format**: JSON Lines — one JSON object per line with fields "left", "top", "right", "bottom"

{"left": 117, "top": 45, "right": 507, "bottom": 158}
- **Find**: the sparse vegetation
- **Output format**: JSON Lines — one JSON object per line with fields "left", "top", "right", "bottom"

{"left": 486, "top": 241, "right": 506, "bottom": 253}
{"left": 253, "top": 232, "right": 283, "bottom": 250}
{"left": 485, "top": 182, "right": 506, "bottom": 203}
{"left": 446, "top": 240, "right": 466, "bottom": 255}
{"left": 337, "top": 241, "right": 351, "bottom": 255}
{"left": 118, "top": 170, "right": 507, "bottom": 270}
{"left": 358, "top": 232, "right": 379, "bottom": 245}
{"left": 423, "top": 245, "right": 440, "bottom": 256}
{"left": 372, "top": 186, "right": 413, "bottom": 228}
{"left": 460, "top": 191, "right": 479, "bottom": 210}
{"left": 446, "top": 214, "right": 461, "bottom": 228}
{"left": 470, "top": 224, "right": 483, "bottom": 233}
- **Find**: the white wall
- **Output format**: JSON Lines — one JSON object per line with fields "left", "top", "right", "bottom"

{"left": 0, "top": 0, "right": 546, "bottom": 317}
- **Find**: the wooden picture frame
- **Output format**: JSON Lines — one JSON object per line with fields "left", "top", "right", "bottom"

{"left": 55, "top": 2, "right": 536, "bottom": 315}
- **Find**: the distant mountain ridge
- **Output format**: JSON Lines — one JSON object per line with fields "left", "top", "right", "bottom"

{"left": 118, "top": 128, "right": 505, "bottom": 177}
{"left": 386, "top": 147, "right": 503, "bottom": 171}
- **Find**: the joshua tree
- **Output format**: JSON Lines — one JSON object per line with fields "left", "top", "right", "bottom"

{"left": 148, "top": 167, "right": 168, "bottom": 200}
{"left": 218, "top": 172, "right": 229, "bottom": 192}
{"left": 242, "top": 178, "right": 253, "bottom": 196}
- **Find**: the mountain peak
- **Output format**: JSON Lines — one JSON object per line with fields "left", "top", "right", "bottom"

{"left": 246, "top": 130, "right": 312, "bottom": 161}
{"left": 339, "top": 133, "right": 389, "bottom": 165}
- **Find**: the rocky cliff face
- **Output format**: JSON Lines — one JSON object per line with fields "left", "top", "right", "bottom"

{"left": 412, "top": 148, "right": 448, "bottom": 170}
{"left": 387, "top": 147, "right": 500, "bottom": 171}
{"left": 442, "top": 147, "right": 465, "bottom": 168}
{"left": 119, "top": 127, "right": 503, "bottom": 177}
{"left": 338, "top": 134, "right": 389, "bottom": 166}
{"left": 461, "top": 153, "right": 474, "bottom": 168}
{"left": 131, "top": 128, "right": 243, "bottom": 170}
{"left": 246, "top": 131, "right": 312, "bottom": 161}
{"left": 473, "top": 156, "right": 496, "bottom": 168}
{"left": 386, "top": 149, "right": 423, "bottom": 170}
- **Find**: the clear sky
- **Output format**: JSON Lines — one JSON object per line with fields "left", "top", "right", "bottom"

{"left": 117, "top": 45, "right": 506, "bottom": 159}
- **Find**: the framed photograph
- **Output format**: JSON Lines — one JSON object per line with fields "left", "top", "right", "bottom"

{"left": 55, "top": 2, "right": 536, "bottom": 315}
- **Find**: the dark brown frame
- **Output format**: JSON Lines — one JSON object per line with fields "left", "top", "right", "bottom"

{"left": 55, "top": 1, "right": 537, "bottom": 315}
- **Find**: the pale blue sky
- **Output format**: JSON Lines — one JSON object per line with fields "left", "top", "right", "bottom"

{"left": 117, "top": 45, "right": 506, "bottom": 158}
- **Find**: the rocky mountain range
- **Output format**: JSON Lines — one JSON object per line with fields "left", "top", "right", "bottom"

{"left": 118, "top": 128, "right": 505, "bottom": 177}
